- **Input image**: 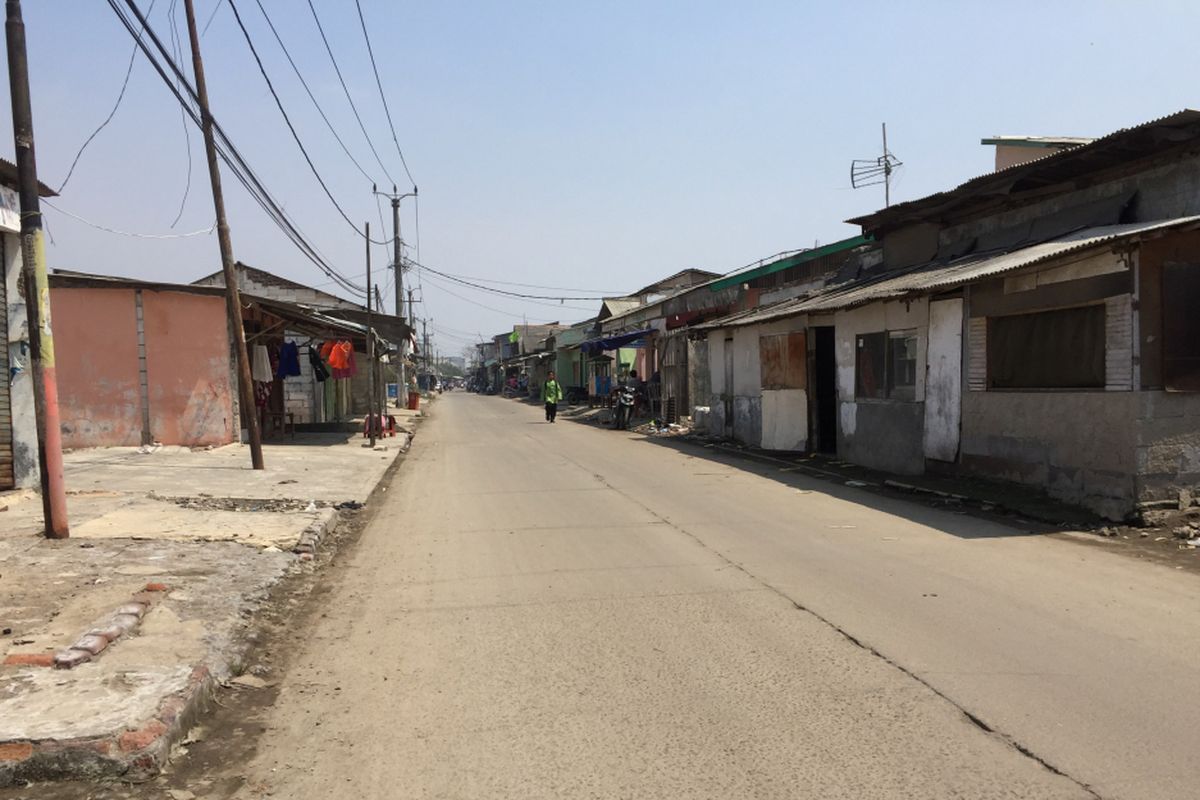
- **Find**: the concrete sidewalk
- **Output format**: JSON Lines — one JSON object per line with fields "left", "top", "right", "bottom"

{"left": 0, "top": 409, "right": 421, "bottom": 785}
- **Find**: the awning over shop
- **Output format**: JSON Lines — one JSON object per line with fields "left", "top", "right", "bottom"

{"left": 319, "top": 307, "right": 413, "bottom": 345}
{"left": 580, "top": 328, "right": 654, "bottom": 355}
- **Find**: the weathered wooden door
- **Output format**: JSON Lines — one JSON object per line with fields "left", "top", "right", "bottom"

{"left": 923, "top": 298, "right": 963, "bottom": 462}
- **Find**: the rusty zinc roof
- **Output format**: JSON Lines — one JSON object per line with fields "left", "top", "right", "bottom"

{"left": 849, "top": 110, "right": 1200, "bottom": 233}
{"left": 697, "top": 215, "right": 1200, "bottom": 330}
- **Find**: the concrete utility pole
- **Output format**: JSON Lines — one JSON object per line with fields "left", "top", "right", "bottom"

{"left": 182, "top": 0, "right": 263, "bottom": 469}
{"left": 365, "top": 222, "right": 376, "bottom": 447}
{"left": 374, "top": 185, "right": 416, "bottom": 402}
{"left": 391, "top": 194, "right": 403, "bottom": 399}
{"left": 5, "top": 0, "right": 68, "bottom": 537}
{"left": 422, "top": 319, "right": 430, "bottom": 374}
{"left": 407, "top": 288, "right": 416, "bottom": 386}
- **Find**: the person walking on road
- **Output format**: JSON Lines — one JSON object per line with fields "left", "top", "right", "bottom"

{"left": 542, "top": 371, "right": 564, "bottom": 423}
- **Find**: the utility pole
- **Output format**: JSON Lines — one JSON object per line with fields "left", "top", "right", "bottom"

{"left": 407, "top": 288, "right": 416, "bottom": 388}
{"left": 365, "top": 222, "right": 376, "bottom": 447}
{"left": 882, "top": 123, "right": 890, "bottom": 208}
{"left": 5, "top": 0, "right": 67, "bottom": 537}
{"left": 374, "top": 185, "right": 416, "bottom": 402}
{"left": 390, "top": 192, "right": 403, "bottom": 400}
{"left": 182, "top": 0, "right": 263, "bottom": 469}
{"left": 422, "top": 319, "right": 429, "bottom": 374}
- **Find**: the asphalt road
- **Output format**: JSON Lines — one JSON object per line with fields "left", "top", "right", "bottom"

{"left": 232, "top": 394, "right": 1200, "bottom": 799}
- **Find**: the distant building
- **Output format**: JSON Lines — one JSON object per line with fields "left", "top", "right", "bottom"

{"left": 194, "top": 262, "right": 409, "bottom": 423}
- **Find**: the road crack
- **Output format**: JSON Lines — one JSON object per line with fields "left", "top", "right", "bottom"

{"left": 552, "top": 448, "right": 1106, "bottom": 800}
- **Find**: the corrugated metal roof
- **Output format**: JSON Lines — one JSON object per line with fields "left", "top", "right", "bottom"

{"left": 51, "top": 269, "right": 227, "bottom": 297}
{"left": 850, "top": 110, "right": 1200, "bottom": 231}
{"left": 0, "top": 157, "right": 56, "bottom": 197}
{"left": 704, "top": 235, "right": 871, "bottom": 293}
{"left": 697, "top": 216, "right": 1200, "bottom": 330}
{"left": 981, "top": 136, "right": 1094, "bottom": 149}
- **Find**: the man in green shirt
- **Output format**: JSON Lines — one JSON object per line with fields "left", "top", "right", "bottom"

{"left": 541, "top": 371, "right": 564, "bottom": 423}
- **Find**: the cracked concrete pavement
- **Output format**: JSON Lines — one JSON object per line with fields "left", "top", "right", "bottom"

{"left": 200, "top": 393, "right": 1197, "bottom": 799}
{"left": 0, "top": 424, "right": 415, "bottom": 783}
{"left": 11, "top": 394, "right": 1199, "bottom": 798}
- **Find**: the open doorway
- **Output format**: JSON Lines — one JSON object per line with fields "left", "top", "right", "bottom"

{"left": 812, "top": 326, "right": 837, "bottom": 454}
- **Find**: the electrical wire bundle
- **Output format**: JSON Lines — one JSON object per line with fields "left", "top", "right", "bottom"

{"left": 105, "top": 0, "right": 368, "bottom": 298}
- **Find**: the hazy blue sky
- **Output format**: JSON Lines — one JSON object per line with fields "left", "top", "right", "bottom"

{"left": 3, "top": 1, "right": 1198, "bottom": 356}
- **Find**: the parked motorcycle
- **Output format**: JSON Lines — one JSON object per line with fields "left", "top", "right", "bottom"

{"left": 613, "top": 386, "right": 636, "bottom": 430}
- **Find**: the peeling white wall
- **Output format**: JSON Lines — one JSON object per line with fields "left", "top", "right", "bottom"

{"left": 923, "top": 298, "right": 963, "bottom": 461}
{"left": 707, "top": 333, "right": 726, "bottom": 397}
{"left": 4, "top": 231, "right": 38, "bottom": 488}
{"left": 762, "top": 389, "right": 807, "bottom": 450}
{"left": 834, "top": 298, "right": 930, "bottom": 405}
{"left": 707, "top": 316, "right": 809, "bottom": 450}
{"left": 731, "top": 326, "right": 760, "bottom": 397}
{"left": 834, "top": 298, "right": 930, "bottom": 474}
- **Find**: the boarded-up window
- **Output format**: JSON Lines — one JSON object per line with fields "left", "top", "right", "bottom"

{"left": 988, "top": 305, "right": 1105, "bottom": 389}
{"left": 1164, "top": 262, "right": 1200, "bottom": 391}
{"left": 1104, "top": 294, "right": 1132, "bottom": 391}
{"left": 967, "top": 317, "right": 987, "bottom": 391}
{"left": 760, "top": 331, "right": 807, "bottom": 390}
{"left": 855, "top": 332, "right": 886, "bottom": 399}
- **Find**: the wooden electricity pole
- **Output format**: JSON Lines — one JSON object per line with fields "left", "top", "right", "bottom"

{"left": 182, "top": 0, "right": 263, "bottom": 469}
{"left": 5, "top": 0, "right": 68, "bottom": 536}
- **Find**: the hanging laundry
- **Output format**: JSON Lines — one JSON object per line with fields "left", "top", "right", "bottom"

{"left": 252, "top": 345, "right": 273, "bottom": 383}
{"left": 328, "top": 340, "right": 352, "bottom": 370}
{"left": 277, "top": 341, "right": 302, "bottom": 378}
{"left": 320, "top": 340, "right": 336, "bottom": 362}
{"left": 332, "top": 344, "right": 357, "bottom": 379}
{"left": 254, "top": 381, "right": 272, "bottom": 407}
{"left": 308, "top": 345, "right": 330, "bottom": 382}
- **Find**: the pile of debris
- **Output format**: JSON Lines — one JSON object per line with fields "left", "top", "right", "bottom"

{"left": 633, "top": 420, "right": 692, "bottom": 437}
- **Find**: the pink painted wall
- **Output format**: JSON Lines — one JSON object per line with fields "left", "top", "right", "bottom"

{"left": 142, "top": 291, "right": 234, "bottom": 446}
{"left": 51, "top": 287, "right": 234, "bottom": 449}
{"left": 52, "top": 288, "right": 142, "bottom": 448}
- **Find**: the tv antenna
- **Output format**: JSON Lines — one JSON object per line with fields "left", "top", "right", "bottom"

{"left": 851, "top": 123, "right": 902, "bottom": 207}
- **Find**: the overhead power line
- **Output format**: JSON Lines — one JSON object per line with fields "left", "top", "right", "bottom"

{"left": 56, "top": 0, "right": 158, "bottom": 195}
{"left": 419, "top": 267, "right": 593, "bottom": 313}
{"left": 430, "top": 271, "right": 624, "bottom": 294}
{"left": 109, "top": 0, "right": 367, "bottom": 297}
{"left": 306, "top": 0, "right": 397, "bottom": 187}
{"left": 225, "top": 0, "right": 388, "bottom": 244}
{"left": 411, "top": 257, "right": 612, "bottom": 301}
{"left": 250, "top": 0, "right": 378, "bottom": 186}
{"left": 45, "top": 199, "right": 214, "bottom": 239}
{"left": 418, "top": 268, "right": 583, "bottom": 321}
{"left": 353, "top": 0, "right": 414, "bottom": 188}
{"left": 200, "top": 0, "right": 224, "bottom": 35}
{"left": 166, "top": 0, "right": 194, "bottom": 227}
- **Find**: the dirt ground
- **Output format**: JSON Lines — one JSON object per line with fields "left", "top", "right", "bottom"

{"left": 0, "top": 457, "right": 396, "bottom": 800}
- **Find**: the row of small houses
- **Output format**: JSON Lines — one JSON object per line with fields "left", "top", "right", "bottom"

{"left": 479, "top": 110, "right": 1200, "bottom": 522}
{"left": 2, "top": 254, "right": 412, "bottom": 492}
